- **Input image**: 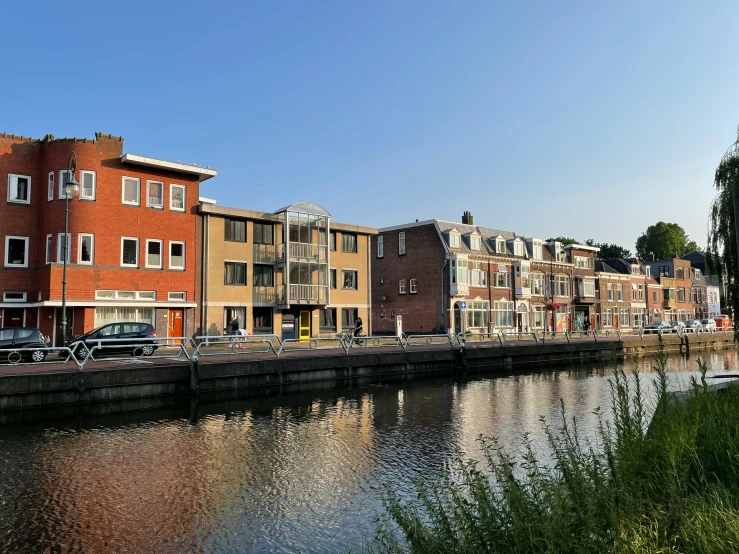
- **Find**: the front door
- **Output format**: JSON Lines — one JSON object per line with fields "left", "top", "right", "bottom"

{"left": 168, "top": 309, "right": 184, "bottom": 344}
{"left": 453, "top": 304, "right": 461, "bottom": 334}
{"left": 3, "top": 308, "right": 24, "bottom": 328}
{"left": 299, "top": 310, "right": 311, "bottom": 340}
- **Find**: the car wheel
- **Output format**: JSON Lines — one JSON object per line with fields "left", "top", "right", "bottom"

{"left": 75, "top": 345, "right": 90, "bottom": 360}
{"left": 30, "top": 350, "right": 46, "bottom": 363}
{"left": 141, "top": 345, "right": 155, "bottom": 356}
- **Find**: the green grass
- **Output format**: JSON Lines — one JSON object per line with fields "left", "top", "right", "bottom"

{"left": 359, "top": 341, "right": 739, "bottom": 553}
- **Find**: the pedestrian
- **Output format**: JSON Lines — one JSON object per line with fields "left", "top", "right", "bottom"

{"left": 353, "top": 316, "right": 363, "bottom": 337}
{"left": 228, "top": 315, "right": 240, "bottom": 348}
{"left": 584, "top": 316, "right": 591, "bottom": 334}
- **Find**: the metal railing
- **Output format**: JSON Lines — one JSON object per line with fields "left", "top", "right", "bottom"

{"left": 0, "top": 346, "right": 80, "bottom": 368}
{"left": 192, "top": 334, "right": 282, "bottom": 357}
{"left": 403, "top": 333, "right": 457, "bottom": 349}
{"left": 457, "top": 332, "right": 504, "bottom": 346}
{"left": 276, "top": 337, "right": 348, "bottom": 357}
{"left": 70, "top": 336, "right": 193, "bottom": 367}
{"left": 346, "top": 335, "right": 405, "bottom": 350}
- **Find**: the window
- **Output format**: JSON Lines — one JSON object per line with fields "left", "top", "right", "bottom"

{"left": 532, "top": 241, "right": 543, "bottom": 260}
{"left": 575, "top": 256, "right": 591, "bottom": 269}
{"left": 330, "top": 268, "right": 337, "bottom": 289}
{"left": 80, "top": 171, "right": 96, "bottom": 200}
{"left": 146, "top": 239, "right": 163, "bottom": 268}
{"left": 253, "top": 307, "right": 273, "bottom": 333}
{"left": 56, "top": 233, "right": 71, "bottom": 263}
{"left": 377, "top": 236, "right": 384, "bottom": 258}
{"left": 582, "top": 279, "right": 595, "bottom": 297}
{"left": 675, "top": 267, "right": 684, "bottom": 280}
{"left": 520, "top": 265, "right": 530, "bottom": 288}
{"left": 533, "top": 306, "right": 546, "bottom": 328}
{"left": 620, "top": 308, "right": 630, "bottom": 327}
{"left": 3, "top": 292, "right": 26, "bottom": 302}
{"left": 664, "top": 288, "right": 676, "bottom": 301}
{"left": 48, "top": 172, "right": 54, "bottom": 201}
{"left": 638, "top": 284, "right": 644, "bottom": 301}
{"left": 552, "top": 274, "right": 569, "bottom": 297}
{"left": 470, "top": 235, "right": 480, "bottom": 251}
{"left": 659, "top": 266, "right": 669, "bottom": 277}
{"left": 471, "top": 262, "right": 486, "bottom": 286}
{"left": 122, "top": 177, "right": 140, "bottom": 205}
{"left": 410, "top": 278, "right": 417, "bottom": 294}
{"left": 253, "top": 264, "right": 274, "bottom": 286}
{"left": 513, "top": 241, "right": 524, "bottom": 256}
{"left": 496, "top": 239, "right": 506, "bottom": 254}
{"left": 493, "top": 271, "right": 511, "bottom": 288}
{"left": 342, "top": 270, "right": 358, "bottom": 290}
{"left": 467, "top": 301, "right": 489, "bottom": 328}
{"left": 170, "top": 184, "right": 186, "bottom": 211}
{"left": 451, "top": 259, "right": 456, "bottom": 284}
{"left": 94, "top": 307, "right": 154, "bottom": 327}
{"left": 607, "top": 282, "right": 613, "bottom": 301}
{"left": 169, "top": 242, "right": 185, "bottom": 270}
{"left": 677, "top": 287, "right": 686, "bottom": 302}
{"left": 253, "top": 223, "right": 273, "bottom": 245}
{"left": 604, "top": 308, "right": 613, "bottom": 327}
{"left": 121, "top": 237, "right": 139, "bottom": 267}
{"left": 168, "top": 292, "right": 186, "bottom": 301}
{"left": 330, "top": 231, "right": 337, "bottom": 251}
{"left": 45, "top": 235, "right": 52, "bottom": 264}
{"left": 493, "top": 301, "right": 514, "bottom": 327}
{"left": 319, "top": 308, "right": 337, "bottom": 332}
{"left": 399, "top": 231, "right": 406, "bottom": 255}
{"left": 224, "top": 218, "right": 246, "bottom": 242}
{"left": 617, "top": 284, "right": 624, "bottom": 301}
{"left": 457, "top": 260, "right": 469, "bottom": 285}
{"left": 4, "top": 236, "right": 29, "bottom": 267}
{"left": 342, "top": 233, "right": 357, "bottom": 253}
{"left": 146, "top": 181, "right": 164, "bottom": 208}
{"left": 7, "top": 174, "right": 31, "bottom": 204}
{"left": 224, "top": 262, "right": 246, "bottom": 285}
{"left": 399, "top": 279, "right": 406, "bottom": 294}
{"left": 678, "top": 309, "right": 687, "bottom": 321}
{"left": 695, "top": 269, "right": 702, "bottom": 280}
{"left": 449, "top": 232, "right": 460, "bottom": 248}
{"left": 342, "top": 308, "right": 358, "bottom": 331}
{"left": 79, "top": 234, "right": 94, "bottom": 264}
{"left": 531, "top": 273, "right": 545, "bottom": 295}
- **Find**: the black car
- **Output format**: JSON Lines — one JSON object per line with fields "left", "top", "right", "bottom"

{"left": 69, "top": 322, "right": 159, "bottom": 359}
{"left": 0, "top": 327, "right": 47, "bottom": 363}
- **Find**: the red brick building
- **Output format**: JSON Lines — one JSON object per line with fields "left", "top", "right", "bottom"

{"left": 0, "top": 132, "right": 216, "bottom": 344}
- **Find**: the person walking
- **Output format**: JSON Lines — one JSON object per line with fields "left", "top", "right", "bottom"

{"left": 353, "top": 316, "right": 363, "bottom": 346}
{"left": 228, "top": 315, "right": 241, "bottom": 348}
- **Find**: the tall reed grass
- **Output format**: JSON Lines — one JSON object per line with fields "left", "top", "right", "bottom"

{"left": 361, "top": 341, "right": 739, "bottom": 553}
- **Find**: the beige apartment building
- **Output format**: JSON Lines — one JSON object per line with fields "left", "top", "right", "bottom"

{"left": 198, "top": 200, "right": 375, "bottom": 340}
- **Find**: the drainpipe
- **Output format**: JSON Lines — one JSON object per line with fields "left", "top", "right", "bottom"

{"left": 367, "top": 234, "right": 372, "bottom": 335}
{"left": 201, "top": 214, "right": 210, "bottom": 336}
{"left": 441, "top": 258, "right": 448, "bottom": 330}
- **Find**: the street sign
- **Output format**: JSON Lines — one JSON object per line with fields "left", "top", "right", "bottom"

{"left": 460, "top": 301, "right": 467, "bottom": 309}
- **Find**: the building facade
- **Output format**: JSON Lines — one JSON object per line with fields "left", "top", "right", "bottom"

{"left": 199, "top": 201, "right": 375, "bottom": 340}
{"left": 0, "top": 132, "right": 214, "bottom": 344}
{"left": 645, "top": 258, "right": 695, "bottom": 322}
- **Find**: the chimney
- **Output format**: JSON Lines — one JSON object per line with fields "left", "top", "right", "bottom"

{"left": 647, "top": 252, "right": 655, "bottom": 262}
{"left": 462, "top": 210, "right": 473, "bottom": 225}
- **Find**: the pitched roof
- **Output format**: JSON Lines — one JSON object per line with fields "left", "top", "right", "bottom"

{"left": 595, "top": 260, "right": 621, "bottom": 274}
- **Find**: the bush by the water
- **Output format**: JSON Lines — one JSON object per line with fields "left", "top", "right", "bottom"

{"left": 363, "top": 343, "right": 739, "bottom": 553}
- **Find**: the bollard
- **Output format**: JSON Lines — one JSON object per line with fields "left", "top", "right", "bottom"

{"left": 189, "top": 356, "right": 200, "bottom": 394}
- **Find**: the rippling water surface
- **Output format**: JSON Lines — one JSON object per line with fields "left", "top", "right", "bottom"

{"left": 1, "top": 352, "right": 737, "bottom": 553}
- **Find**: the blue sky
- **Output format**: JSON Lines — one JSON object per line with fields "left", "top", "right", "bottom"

{"left": 4, "top": 1, "right": 738, "bottom": 251}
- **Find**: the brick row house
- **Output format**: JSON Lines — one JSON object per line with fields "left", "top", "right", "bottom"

{"left": 0, "top": 132, "right": 215, "bottom": 344}
{"left": 644, "top": 258, "right": 697, "bottom": 322}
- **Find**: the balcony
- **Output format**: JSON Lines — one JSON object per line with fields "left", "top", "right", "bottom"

{"left": 450, "top": 282, "right": 469, "bottom": 297}
{"left": 663, "top": 298, "right": 676, "bottom": 308}
{"left": 287, "top": 242, "right": 328, "bottom": 262}
{"left": 287, "top": 284, "right": 329, "bottom": 305}
{"left": 253, "top": 244, "right": 280, "bottom": 264}
{"left": 253, "top": 286, "right": 283, "bottom": 306}
{"left": 515, "top": 285, "right": 531, "bottom": 298}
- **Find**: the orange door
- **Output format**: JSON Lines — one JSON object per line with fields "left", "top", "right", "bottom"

{"left": 168, "top": 309, "right": 184, "bottom": 344}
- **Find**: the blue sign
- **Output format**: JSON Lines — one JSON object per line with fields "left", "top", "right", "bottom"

{"left": 460, "top": 301, "right": 467, "bottom": 309}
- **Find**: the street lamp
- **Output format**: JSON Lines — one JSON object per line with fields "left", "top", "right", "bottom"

{"left": 59, "top": 152, "right": 80, "bottom": 346}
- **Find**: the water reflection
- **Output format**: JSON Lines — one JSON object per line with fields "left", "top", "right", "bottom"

{"left": 0, "top": 352, "right": 736, "bottom": 553}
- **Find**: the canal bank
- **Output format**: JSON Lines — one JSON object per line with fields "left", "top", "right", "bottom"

{"left": 0, "top": 334, "right": 735, "bottom": 413}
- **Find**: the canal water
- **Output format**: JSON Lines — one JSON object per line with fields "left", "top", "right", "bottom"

{"left": 0, "top": 352, "right": 737, "bottom": 553}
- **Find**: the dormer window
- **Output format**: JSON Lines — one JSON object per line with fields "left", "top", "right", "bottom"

{"left": 496, "top": 239, "right": 506, "bottom": 254}
{"left": 532, "top": 240, "right": 542, "bottom": 260}
{"left": 631, "top": 265, "right": 640, "bottom": 274}
{"left": 645, "top": 266, "right": 651, "bottom": 278}
{"left": 513, "top": 241, "right": 524, "bottom": 256}
{"left": 469, "top": 234, "right": 480, "bottom": 251}
{"left": 449, "top": 231, "right": 461, "bottom": 248}
{"left": 695, "top": 269, "right": 702, "bottom": 279}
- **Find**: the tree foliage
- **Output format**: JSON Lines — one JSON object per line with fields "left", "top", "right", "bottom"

{"left": 554, "top": 236, "right": 578, "bottom": 246}
{"left": 635, "top": 222, "right": 700, "bottom": 260}
{"left": 707, "top": 128, "right": 739, "bottom": 328}
{"left": 584, "top": 239, "right": 631, "bottom": 259}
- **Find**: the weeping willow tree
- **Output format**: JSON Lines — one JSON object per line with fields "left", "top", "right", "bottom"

{"left": 707, "top": 127, "right": 739, "bottom": 338}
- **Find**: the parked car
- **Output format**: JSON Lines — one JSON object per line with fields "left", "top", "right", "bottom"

{"left": 69, "top": 322, "right": 158, "bottom": 359}
{"left": 0, "top": 327, "right": 47, "bottom": 363}
{"left": 670, "top": 321, "right": 687, "bottom": 332}
{"left": 644, "top": 321, "right": 672, "bottom": 334}
{"left": 700, "top": 318, "right": 717, "bottom": 330}
{"left": 715, "top": 315, "right": 733, "bottom": 330}
{"left": 685, "top": 319, "right": 703, "bottom": 331}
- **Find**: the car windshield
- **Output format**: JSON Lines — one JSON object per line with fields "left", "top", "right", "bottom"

{"left": 700, "top": 320, "right": 710, "bottom": 324}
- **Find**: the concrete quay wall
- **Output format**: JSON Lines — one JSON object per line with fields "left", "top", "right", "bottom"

{"left": 0, "top": 334, "right": 734, "bottom": 413}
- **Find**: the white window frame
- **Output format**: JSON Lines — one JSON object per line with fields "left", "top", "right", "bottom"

{"left": 7, "top": 174, "right": 31, "bottom": 205}
{"left": 532, "top": 241, "right": 542, "bottom": 260}
{"left": 513, "top": 241, "right": 524, "bottom": 256}
{"left": 410, "top": 278, "right": 418, "bottom": 294}
{"left": 78, "top": 233, "right": 94, "bottom": 265}
{"left": 399, "top": 279, "right": 406, "bottom": 294}
{"left": 80, "top": 170, "right": 96, "bottom": 200}
{"left": 48, "top": 172, "right": 54, "bottom": 201}
{"left": 169, "top": 241, "right": 186, "bottom": 270}
{"left": 45, "top": 235, "right": 52, "bottom": 264}
{"left": 58, "top": 170, "right": 73, "bottom": 199}
{"left": 121, "top": 237, "right": 140, "bottom": 268}
{"left": 4, "top": 236, "right": 29, "bottom": 268}
{"left": 2, "top": 291, "right": 26, "bottom": 303}
{"left": 170, "top": 184, "right": 186, "bottom": 212}
{"left": 146, "top": 180, "right": 164, "bottom": 209}
{"left": 497, "top": 239, "right": 506, "bottom": 254}
{"left": 377, "top": 236, "right": 384, "bottom": 258}
{"left": 450, "top": 233, "right": 460, "bottom": 248}
{"left": 399, "top": 231, "right": 406, "bottom": 255}
{"left": 470, "top": 235, "right": 480, "bottom": 251}
{"left": 145, "top": 239, "right": 164, "bottom": 269}
{"left": 168, "top": 292, "right": 186, "bottom": 301}
{"left": 122, "top": 176, "right": 141, "bottom": 206}
{"left": 56, "top": 233, "right": 71, "bottom": 263}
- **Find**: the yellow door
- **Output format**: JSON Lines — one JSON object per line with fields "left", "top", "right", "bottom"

{"left": 299, "top": 311, "right": 311, "bottom": 340}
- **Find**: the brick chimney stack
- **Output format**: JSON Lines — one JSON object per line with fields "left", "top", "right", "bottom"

{"left": 462, "top": 210, "right": 473, "bottom": 225}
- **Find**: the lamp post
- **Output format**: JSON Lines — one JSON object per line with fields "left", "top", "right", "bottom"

{"left": 59, "top": 152, "right": 80, "bottom": 346}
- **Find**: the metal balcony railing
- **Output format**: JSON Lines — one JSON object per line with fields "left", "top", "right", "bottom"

{"left": 288, "top": 284, "right": 329, "bottom": 304}
{"left": 253, "top": 244, "right": 278, "bottom": 264}
{"left": 287, "top": 242, "right": 328, "bottom": 261}
{"left": 253, "top": 286, "right": 282, "bottom": 306}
